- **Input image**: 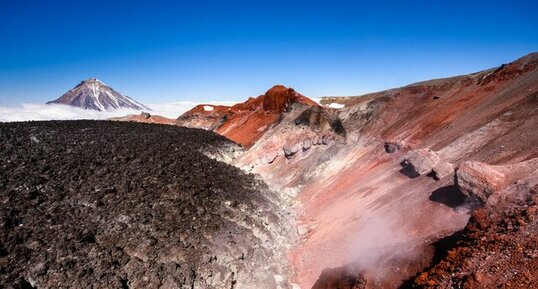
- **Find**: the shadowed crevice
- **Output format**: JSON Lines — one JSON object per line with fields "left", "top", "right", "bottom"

{"left": 429, "top": 185, "right": 466, "bottom": 208}
{"left": 399, "top": 161, "right": 420, "bottom": 179}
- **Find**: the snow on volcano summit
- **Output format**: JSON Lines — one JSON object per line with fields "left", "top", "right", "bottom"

{"left": 46, "top": 78, "right": 151, "bottom": 111}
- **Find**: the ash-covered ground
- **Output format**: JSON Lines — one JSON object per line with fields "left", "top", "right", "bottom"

{"left": 0, "top": 121, "right": 295, "bottom": 289}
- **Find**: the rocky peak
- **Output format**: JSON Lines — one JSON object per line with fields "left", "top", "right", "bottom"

{"left": 176, "top": 85, "right": 320, "bottom": 148}
{"left": 262, "top": 85, "right": 318, "bottom": 112}
{"left": 85, "top": 77, "right": 100, "bottom": 83}
{"left": 262, "top": 85, "right": 297, "bottom": 111}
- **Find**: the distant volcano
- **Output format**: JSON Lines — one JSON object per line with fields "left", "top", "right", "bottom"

{"left": 47, "top": 78, "right": 151, "bottom": 111}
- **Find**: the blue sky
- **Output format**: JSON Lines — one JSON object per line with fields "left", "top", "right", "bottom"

{"left": 1, "top": 0, "right": 537, "bottom": 106}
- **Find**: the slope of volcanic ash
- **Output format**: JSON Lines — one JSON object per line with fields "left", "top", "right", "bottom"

{"left": 0, "top": 121, "right": 296, "bottom": 289}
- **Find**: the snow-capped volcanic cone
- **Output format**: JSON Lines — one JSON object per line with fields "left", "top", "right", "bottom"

{"left": 47, "top": 78, "right": 151, "bottom": 111}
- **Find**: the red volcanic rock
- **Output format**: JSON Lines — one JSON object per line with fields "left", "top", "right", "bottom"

{"left": 176, "top": 104, "right": 230, "bottom": 130}
{"left": 432, "top": 160, "right": 454, "bottom": 180}
{"left": 456, "top": 161, "right": 507, "bottom": 204}
{"left": 405, "top": 149, "right": 441, "bottom": 175}
{"left": 457, "top": 158, "right": 538, "bottom": 205}
{"left": 479, "top": 53, "right": 537, "bottom": 85}
{"left": 414, "top": 159, "right": 538, "bottom": 289}
{"left": 110, "top": 112, "right": 176, "bottom": 125}
{"left": 230, "top": 96, "right": 262, "bottom": 111}
{"left": 405, "top": 149, "right": 455, "bottom": 180}
{"left": 312, "top": 267, "right": 366, "bottom": 289}
{"left": 176, "top": 85, "right": 319, "bottom": 147}
{"left": 262, "top": 85, "right": 318, "bottom": 112}
{"left": 263, "top": 85, "right": 293, "bottom": 111}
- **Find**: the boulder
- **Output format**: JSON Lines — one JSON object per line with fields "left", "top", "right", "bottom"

{"left": 312, "top": 267, "right": 366, "bottom": 289}
{"left": 456, "top": 161, "right": 507, "bottom": 204}
{"left": 432, "top": 161, "right": 454, "bottom": 180}
{"left": 302, "top": 139, "right": 313, "bottom": 151}
{"left": 283, "top": 142, "right": 304, "bottom": 159}
{"left": 405, "top": 149, "right": 440, "bottom": 175}
{"left": 384, "top": 142, "right": 400, "bottom": 153}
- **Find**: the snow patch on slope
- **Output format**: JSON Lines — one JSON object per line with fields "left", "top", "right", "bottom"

{"left": 328, "top": 103, "right": 345, "bottom": 109}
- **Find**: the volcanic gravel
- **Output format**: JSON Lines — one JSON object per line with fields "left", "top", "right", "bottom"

{"left": 0, "top": 121, "right": 294, "bottom": 289}
{"left": 413, "top": 184, "right": 538, "bottom": 288}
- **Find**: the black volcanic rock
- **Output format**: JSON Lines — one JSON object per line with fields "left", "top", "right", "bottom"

{"left": 46, "top": 78, "right": 151, "bottom": 111}
{"left": 0, "top": 121, "right": 295, "bottom": 289}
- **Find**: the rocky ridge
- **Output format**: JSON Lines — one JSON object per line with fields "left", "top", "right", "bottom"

{"left": 111, "top": 112, "right": 176, "bottom": 125}
{"left": 176, "top": 85, "right": 320, "bottom": 148}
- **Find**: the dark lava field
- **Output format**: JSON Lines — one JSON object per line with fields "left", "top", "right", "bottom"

{"left": 0, "top": 121, "right": 294, "bottom": 289}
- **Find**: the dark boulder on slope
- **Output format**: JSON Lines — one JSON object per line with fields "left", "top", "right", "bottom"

{"left": 312, "top": 266, "right": 366, "bottom": 289}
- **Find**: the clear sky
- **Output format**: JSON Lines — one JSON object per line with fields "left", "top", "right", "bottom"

{"left": 1, "top": 0, "right": 537, "bottom": 106}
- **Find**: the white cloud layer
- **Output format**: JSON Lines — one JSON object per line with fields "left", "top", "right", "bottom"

{"left": 0, "top": 101, "right": 237, "bottom": 122}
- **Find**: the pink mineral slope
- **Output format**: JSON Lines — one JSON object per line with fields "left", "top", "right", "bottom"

{"left": 233, "top": 52, "right": 538, "bottom": 288}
